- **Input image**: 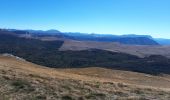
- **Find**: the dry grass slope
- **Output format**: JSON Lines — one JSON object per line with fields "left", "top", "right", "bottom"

{"left": 0, "top": 55, "right": 170, "bottom": 100}
{"left": 59, "top": 40, "right": 170, "bottom": 58}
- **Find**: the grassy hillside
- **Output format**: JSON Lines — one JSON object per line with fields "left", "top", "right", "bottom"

{"left": 0, "top": 56, "right": 170, "bottom": 100}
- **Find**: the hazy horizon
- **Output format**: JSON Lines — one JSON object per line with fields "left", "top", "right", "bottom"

{"left": 2, "top": 28, "right": 168, "bottom": 39}
{"left": 0, "top": 0, "right": 170, "bottom": 38}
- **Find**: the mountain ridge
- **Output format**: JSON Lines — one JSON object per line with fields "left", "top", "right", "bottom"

{"left": 3, "top": 28, "right": 159, "bottom": 45}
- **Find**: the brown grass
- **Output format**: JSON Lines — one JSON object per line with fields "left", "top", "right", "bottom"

{"left": 59, "top": 40, "right": 170, "bottom": 58}
{"left": 0, "top": 55, "right": 170, "bottom": 100}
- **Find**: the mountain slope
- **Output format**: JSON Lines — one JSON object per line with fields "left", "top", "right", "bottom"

{"left": 0, "top": 55, "right": 170, "bottom": 100}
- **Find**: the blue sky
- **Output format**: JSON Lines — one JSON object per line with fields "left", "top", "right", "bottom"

{"left": 0, "top": 0, "right": 170, "bottom": 38}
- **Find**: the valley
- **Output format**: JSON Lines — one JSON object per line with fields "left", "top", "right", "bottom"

{"left": 1, "top": 29, "right": 170, "bottom": 75}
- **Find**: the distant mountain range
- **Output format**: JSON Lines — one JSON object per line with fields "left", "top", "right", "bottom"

{"left": 63, "top": 33, "right": 159, "bottom": 45}
{"left": 4, "top": 29, "right": 160, "bottom": 45}
{"left": 3, "top": 28, "right": 170, "bottom": 45}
